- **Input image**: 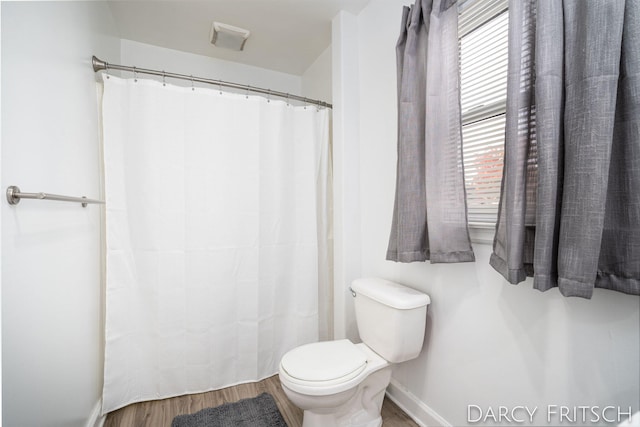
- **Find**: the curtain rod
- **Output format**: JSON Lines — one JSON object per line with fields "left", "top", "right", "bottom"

{"left": 92, "top": 56, "right": 332, "bottom": 109}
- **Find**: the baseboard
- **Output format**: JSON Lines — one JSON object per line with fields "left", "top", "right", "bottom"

{"left": 85, "top": 398, "right": 106, "bottom": 427}
{"left": 386, "top": 378, "right": 451, "bottom": 427}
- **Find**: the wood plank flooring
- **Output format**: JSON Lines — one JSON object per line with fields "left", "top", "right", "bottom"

{"left": 104, "top": 375, "right": 419, "bottom": 427}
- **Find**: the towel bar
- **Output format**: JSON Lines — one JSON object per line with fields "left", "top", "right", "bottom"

{"left": 6, "top": 185, "right": 104, "bottom": 208}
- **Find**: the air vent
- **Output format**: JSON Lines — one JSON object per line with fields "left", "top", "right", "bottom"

{"left": 210, "top": 22, "right": 250, "bottom": 51}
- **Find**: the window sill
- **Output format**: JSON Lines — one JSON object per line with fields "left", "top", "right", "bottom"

{"left": 469, "top": 223, "right": 495, "bottom": 245}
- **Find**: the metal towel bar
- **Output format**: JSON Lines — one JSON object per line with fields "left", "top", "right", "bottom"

{"left": 6, "top": 186, "right": 104, "bottom": 208}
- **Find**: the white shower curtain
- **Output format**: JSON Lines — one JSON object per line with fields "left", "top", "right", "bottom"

{"left": 100, "top": 75, "right": 331, "bottom": 414}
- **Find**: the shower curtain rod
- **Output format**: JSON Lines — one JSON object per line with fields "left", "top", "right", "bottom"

{"left": 92, "top": 56, "right": 332, "bottom": 109}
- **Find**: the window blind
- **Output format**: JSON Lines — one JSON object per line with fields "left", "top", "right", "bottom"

{"left": 459, "top": 0, "right": 508, "bottom": 225}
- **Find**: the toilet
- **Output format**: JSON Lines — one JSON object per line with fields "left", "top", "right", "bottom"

{"left": 279, "top": 277, "right": 430, "bottom": 427}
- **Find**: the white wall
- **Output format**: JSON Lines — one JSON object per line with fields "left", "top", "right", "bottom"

{"left": 332, "top": 11, "right": 362, "bottom": 341}
{"left": 120, "top": 39, "right": 302, "bottom": 98}
{"left": 333, "top": 1, "right": 640, "bottom": 426}
{"left": 1, "top": 2, "right": 120, "bottom": 426}
{"left": 302, "top": 46, "right": 332, "bottom": 103}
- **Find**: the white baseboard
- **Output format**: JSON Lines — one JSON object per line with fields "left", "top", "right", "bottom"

{"left": 386, "top": 379, "right": 451, "bottom": 427}
{"left": 85, "top": 398, "right": 106, "bottom": 427}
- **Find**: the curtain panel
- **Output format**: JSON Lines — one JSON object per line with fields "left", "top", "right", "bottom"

{"left": 491, "top": 0, "right": 640, "bottom": 298}
{"left": 387, "top": 0, "right": 475, "bottom": 264}
{"left": 100, "top": 75, "right": 331, "bottom": 413}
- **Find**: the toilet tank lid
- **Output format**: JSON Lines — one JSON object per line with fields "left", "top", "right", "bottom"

{"left": 351, "top": 278, "right": 430, "bottom": 309}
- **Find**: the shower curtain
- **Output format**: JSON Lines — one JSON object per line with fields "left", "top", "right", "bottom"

{"left": 100, "top": 75, "right": 331, "bottom": 413}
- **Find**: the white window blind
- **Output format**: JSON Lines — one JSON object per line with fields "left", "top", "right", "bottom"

{"left": 459, "top": 0, "right": 508, "bottom": 225}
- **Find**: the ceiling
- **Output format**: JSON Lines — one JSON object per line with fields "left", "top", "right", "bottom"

{"left": 108, "top": 0, "right": 371, "bottom": 76}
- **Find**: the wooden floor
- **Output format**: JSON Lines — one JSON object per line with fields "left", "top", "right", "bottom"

{"left": 104, "top": 375, "right": 419, "bottom": 427}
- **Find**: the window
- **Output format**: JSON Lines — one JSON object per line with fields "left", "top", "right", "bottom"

{"left": 459, "top": 0, "right": 509, "bottom": 226}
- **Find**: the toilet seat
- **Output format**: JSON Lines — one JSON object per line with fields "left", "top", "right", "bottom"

{"left": 279, "top": 340, "right": 388, "bottom": 396}
{"left": 281, "top": 339, "right": 367, "bottom": 386}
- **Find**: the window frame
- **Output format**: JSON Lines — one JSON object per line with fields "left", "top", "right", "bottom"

{"left": 459, "top": 0, "right": 509, "bottom": 241}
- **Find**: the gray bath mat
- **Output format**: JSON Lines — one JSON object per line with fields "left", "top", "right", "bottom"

{"left": 171, "top": 392, "right": 288, "bottom": 427}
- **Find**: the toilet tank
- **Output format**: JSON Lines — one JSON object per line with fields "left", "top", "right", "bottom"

{"left": 351, "top": 278, "right": 430, "bottom": 363}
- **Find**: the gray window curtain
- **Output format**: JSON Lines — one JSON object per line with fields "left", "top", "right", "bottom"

{"left": 387, "top": 0, "right": 475, "bottom": 264}
{"left": 491, "top": 0, "right": 640, "bottom": 298}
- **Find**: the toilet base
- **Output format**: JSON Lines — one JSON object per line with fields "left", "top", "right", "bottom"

{"left": 303, "top": 413, "right": 382, "bottom": 427}
{"left": 289, "top": 367, "right": 392, "bottom": 427}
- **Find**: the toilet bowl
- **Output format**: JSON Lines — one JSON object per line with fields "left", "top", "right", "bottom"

{"left": 279, "top": 278, "right": 430, "bottom": 427}
{"left": 280, "top": 340, "right": 391, "bottom": 427}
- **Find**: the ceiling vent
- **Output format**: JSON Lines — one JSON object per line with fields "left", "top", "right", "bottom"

{"left": 210, "top": 22, "right": 251, "bottom": 51}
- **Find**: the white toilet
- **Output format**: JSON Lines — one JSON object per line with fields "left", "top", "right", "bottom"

{"left": 279, "top": 277, "right": 430, "bottom": 427}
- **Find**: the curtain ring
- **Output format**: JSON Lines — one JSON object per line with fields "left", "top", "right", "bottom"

{"left": 286, "top": 93, "right": 290, "bottom": 106}
{"left": 267, "top": 89, "right": 271, "bottom": 103}
{"left": 190, "top": 75, "right": 194, "bottom": 91}
{"left": 162, "top": 71, "right": 166, "bottom": 86}
{"left": 246, "top": 85, "right": 251, "bottom": 99}
{"left": 303, "top": 97, "right": 308, "bottom": 110}
{"left": 133, "top": 66, "right": 138, "bottom": 83}
{"left": 218, "top": 82, "right": 223, "bottom": 95}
